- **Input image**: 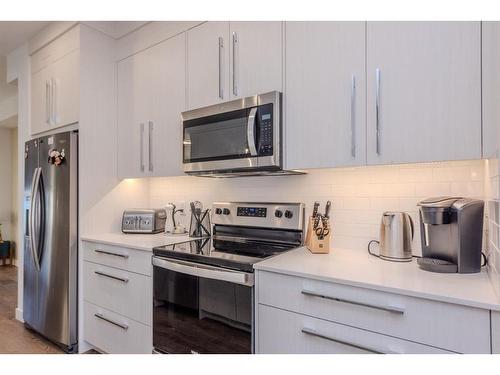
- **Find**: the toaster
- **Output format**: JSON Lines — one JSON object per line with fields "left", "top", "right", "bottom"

{"left": 122, "top": 209, "right": 167, "bottom": 234}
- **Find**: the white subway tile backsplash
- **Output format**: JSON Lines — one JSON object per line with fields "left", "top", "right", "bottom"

{"left": 369, "top": 198, "right": 400, "bottom": 211}
{"left": 342, "top": 197, "right": 370, "bottom": 210}
{"left": 399, "top": 197, "right": 423, "bottom": 211}
{"left": 451, "top": 181, "right": 483, "bottom": 197}
{"left": 147, "top": 160, "right": 486, "bottom": 258}
{"left": 415, "top": 182, "right": 451, "bottom": 197}
{"left": 399, "top": 168, "right": 434, "bottom": 183}
{"left": 485, "top": 156, "right": 500, "bottom": 299}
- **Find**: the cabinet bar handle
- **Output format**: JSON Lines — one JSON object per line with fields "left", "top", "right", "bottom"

{"left": 94, "top": 313, "right": 129, "bottom": 331}
{"left": 94, "top": 249, "right": 129, "bottom": 259}
{"left": 301, "top": 289, "right": 405, "bottom": 315}
{"left": 140, "top": 123, "right": 145, "bottom": 172}
{"left": 94, "top": 271, "right": 129, "bottom": 283}
{"left": 45, "top": 80, "right": 50, "bottom": 124}
{"left": 218, "top": 37, "right": 224, "bottom": 99}
{"left": 301, "top": 328, "right": 396, "bottom": 354}
{"left": 148, "top": 121, "right": 153, "bottom": 172}
{"left": 375, "top": 68, "right": 381, "bottom": 155}
{"left": 232, "top": 32, "right": 238, "bottom": 96}
{"left": 52, "top": 77, "right": 57, "bottom": 125}
{"left": 350, "top": 74, "right": 356, "bottom": 158}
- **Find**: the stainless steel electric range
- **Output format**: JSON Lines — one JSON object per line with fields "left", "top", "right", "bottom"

{"left": 152, "top": 202, "right": 305, "bottom": 354}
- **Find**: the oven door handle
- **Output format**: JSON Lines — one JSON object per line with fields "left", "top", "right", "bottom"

{"left": 247, "top": 107, "right": 258, "bottom": 156}
{"left": 152, "top": 256, "right": 254, "bottom": 286}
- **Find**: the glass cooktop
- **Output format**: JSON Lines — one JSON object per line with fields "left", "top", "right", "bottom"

{"left": 153, "top": 236, "right": 296, "bottom": 273}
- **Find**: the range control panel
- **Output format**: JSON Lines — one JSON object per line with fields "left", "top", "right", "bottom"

{"left": 237, "top": 206, "right": 267, "bottom": 217}
{"left": 212, "top": 202, "right": 304, "bottom": 231}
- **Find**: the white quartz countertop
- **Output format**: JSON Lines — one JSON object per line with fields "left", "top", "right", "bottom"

{"left": 81, "top": 232, "right": 193, "bottom": 251}
{"left": 254, "top": 247, "right": 500, "bottom": 311}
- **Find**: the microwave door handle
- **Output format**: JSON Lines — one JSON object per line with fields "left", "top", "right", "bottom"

{"left": 247, "top": 107, "right": 258, "bottom": 156}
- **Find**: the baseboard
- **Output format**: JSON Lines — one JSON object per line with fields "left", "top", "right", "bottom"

{"left": 15, "top": 307, "right": 24, "bottom": 323}
{"left": 78, "top": 340, "right": 93, "bottom": 354}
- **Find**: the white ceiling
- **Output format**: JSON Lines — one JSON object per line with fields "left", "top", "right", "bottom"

{"left": 0, "top": 21, "right": 51, "bottom": 57}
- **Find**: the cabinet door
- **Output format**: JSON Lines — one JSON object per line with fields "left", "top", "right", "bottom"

{"left": 482, "top": 21, "right": 500, "bottom": 158}
{"left": 31, "top": 66, "right": 51, "bottom": 135}
{"left": 187, "top": 22, "right": 230, "bottom": 109}
{"left": 285, "top": 22, "right": 366, "bottom": 170}
{"left": 366, "top": 22, "right": 481, "bottom": 164}
{"left": 229, "top": 21, "right": 283, "bottom": 99}
{"left": 149, "top": 33, "right": 186, "bottom": 177}
{"left": 52, "top": 49, "right": 80, "bottom": 129}
{"left": 117, "top": 52, "right": 151, "bottom": 179}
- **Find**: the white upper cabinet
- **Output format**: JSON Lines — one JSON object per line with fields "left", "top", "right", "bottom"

{"left": 187, "top": 22, "right": 230, "bottom": 109}
{"left": 284, "top": 22, "right": 366, "bottom": 170}
{"left": 482, "top": 21, "right": 500, "bottom": 158}
{"left": 187, "top": 21, "right": 283, "bottom": 110}
{"left": 51, "top": 49, "right": 80, "bottom": 128}
{"left": 117, "top": 33, "right": 186, "bottom": 179}
{"left": 366, "top": 22, "right": 482, "bottom": 165}
{"left": 150, "top": 33, "right": 186, "bottom": 177}
{"left": 30, "top": 26, "right": 80, "bottom": 135}
{"left": 117, "top": 52, "right": 149, "bottom": 179}
{"left": 229, "top": 21, "right": 283, "bottom": 99}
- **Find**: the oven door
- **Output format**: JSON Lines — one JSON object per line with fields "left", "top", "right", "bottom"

{"left": 152, "top": 256, "right": 254, "bottom": 354}
{"left": 182, "top": 91, "right": 281, "bottom": 173}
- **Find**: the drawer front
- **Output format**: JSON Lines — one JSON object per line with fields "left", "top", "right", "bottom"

{"left": 257, "top": 304, "right": 452, "bottom": 354}
{"left": 83, "top": 241, "right": 152, "bottom": 276}
{"left": 83, "top": 261, "right": 152, "bottom": 325}
{"left": 257, "top": 271, "right": 490, "bottom": 353}
{"left": 84, "top": 301, "right": 152, "bottom": 354}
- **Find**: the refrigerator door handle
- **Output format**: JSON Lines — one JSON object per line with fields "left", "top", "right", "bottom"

{"left": 29, "top": 167, "right": 42, "bottom": 271}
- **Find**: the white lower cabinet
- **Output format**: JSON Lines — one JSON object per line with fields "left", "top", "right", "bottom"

{"left": 258, "top": 304, "right": 451, "bottom": 354}
{"left": 492, "top": 311, "right": 500, "bottom": 354}
{"left": 84, "top": 301, "right": 152, "bottom": 354}
{"left": 256, "top": 270, "right": 492, "bottom": 354}
{"left": 82, "top": 241, "right": 153, "bottom": 354}
{"left": 83, "top": 261, "right": 152, "bottom": 325}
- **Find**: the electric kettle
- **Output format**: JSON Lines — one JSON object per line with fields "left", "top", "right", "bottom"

{"left": 369, "top": 212, "right": 414, "bottom": 262}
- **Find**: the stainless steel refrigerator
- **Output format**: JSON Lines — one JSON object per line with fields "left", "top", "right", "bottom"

{"left": 24, "top": 130, "right": 78, "bottom": 353}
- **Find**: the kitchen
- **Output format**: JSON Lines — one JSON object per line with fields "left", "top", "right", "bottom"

{"left": 1, "top": 1, "right": 500, "bottom": 370}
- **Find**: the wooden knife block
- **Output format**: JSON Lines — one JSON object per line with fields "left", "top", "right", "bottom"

{"left": 305, "top": 217, "right": 331, "bottom": 254}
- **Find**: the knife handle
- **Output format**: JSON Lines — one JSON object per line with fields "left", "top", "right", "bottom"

{"left": 324, "top": 201, "right": 332, "bottom": 218}
{"left": 312, "top": 202, "right": 320, "bottom": 218}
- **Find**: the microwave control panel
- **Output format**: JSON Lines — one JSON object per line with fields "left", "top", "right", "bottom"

{"left": 257, "top": 103, "right": 274, "bottom": 156}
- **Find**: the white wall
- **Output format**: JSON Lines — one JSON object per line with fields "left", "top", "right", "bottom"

{"left": 10, "top": 127, "right": 18, "bottom": 262}
{"left": 0, "top": 128, "right": 12, "bottom": 242}
{"left": 7, "top": 43, "right": 30, "bottom": 321}
{"left": 149, "top": 159, "right": 485, "bottom": 256}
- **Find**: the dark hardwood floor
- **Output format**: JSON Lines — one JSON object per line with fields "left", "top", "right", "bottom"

{"left": 0, "top": 266, "right": 62, "bottom": 354}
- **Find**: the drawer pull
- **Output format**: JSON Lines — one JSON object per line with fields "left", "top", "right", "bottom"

{"left": 94, "top": 249, "right": 129, "bottom": 259}
{"left": 301, "top": 328, "right": 398, "bottom": 354}
{"left": 301, "top": 289, "right": 405, "bottom": 315}
{"left": 94, "top": 271, "right": 129, "bottom": 283}
{"left": 94, "top": 313, "right": 129, "bottom": 331}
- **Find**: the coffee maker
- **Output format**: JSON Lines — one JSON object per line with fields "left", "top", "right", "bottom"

{"left": 417, "top": 197, "right": 484, "bottom": 273}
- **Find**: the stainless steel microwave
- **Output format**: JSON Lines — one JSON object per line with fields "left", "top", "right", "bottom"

{"left": 182, "top": 91, "right": 298, "bottom": 177}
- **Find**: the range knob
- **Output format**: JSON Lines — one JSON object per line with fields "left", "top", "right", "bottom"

{"left": 274, "top": 209, "right": 283, "bottom": 218}
{"left": 284, "top": 210, "right": 293, "bottom": 219}
{"left": 223, "top": 208, "right": 231, "bottom": 215}
{"left": 215, "top": 208, "right": 222, "bottom": 215}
